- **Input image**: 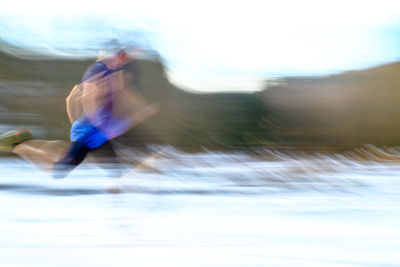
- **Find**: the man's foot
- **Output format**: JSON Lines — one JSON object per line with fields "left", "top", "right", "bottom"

{"left": 0, "top": 128, "right": 34, "bottom": 152}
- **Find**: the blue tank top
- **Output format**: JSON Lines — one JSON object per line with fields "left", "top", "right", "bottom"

{"left": 81, "top": 61, "right": 125, "bottom": 82}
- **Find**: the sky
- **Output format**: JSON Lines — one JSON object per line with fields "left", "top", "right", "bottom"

{"left": 1, "top": 0, "right": 400, "bottom": 92}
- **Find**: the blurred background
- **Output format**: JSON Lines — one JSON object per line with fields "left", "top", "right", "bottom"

{"left": 0, "top": 0, "right": 400, "bottom": 151}
{"left": 1, "top": 1, "right": 400, "bottom": 266}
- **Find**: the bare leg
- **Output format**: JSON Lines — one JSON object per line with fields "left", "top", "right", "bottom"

{"left": 12, "top": 139, "right": 69, "bottom": 172}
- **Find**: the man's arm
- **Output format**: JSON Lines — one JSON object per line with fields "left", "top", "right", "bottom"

{"left": 66, "top": 84, "right": 83, "bottom": 124}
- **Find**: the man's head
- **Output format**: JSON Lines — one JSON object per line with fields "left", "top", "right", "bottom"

{"left": 98, "top": 40, "right": 140, "bottom": 69}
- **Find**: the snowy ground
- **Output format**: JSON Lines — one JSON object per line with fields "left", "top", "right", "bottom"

{"left": 0, "top": 149, "right": 399, "bottom": 267}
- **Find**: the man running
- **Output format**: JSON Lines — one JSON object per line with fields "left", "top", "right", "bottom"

{"left": 0, "top": 43, "right": 159, "bottom": 178}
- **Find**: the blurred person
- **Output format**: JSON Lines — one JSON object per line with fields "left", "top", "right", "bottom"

{"left": 0, "top": 42, "right": 159, "bottom": 178}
